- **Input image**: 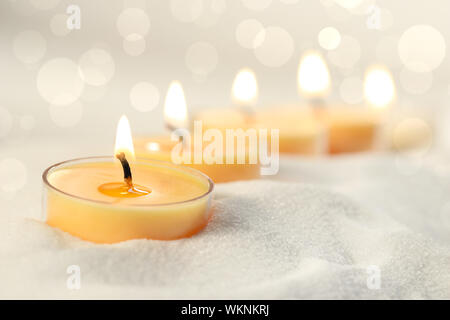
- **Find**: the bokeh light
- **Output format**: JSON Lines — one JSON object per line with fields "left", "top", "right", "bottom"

{"left": 185, "top": 41, "right": 219, "bottom": 78}
{"left": 318, "top": 27, "right": 341, "bottom": 51}
{"left": 116, "top": 8, "right": 150, "bottom": 38}
{"left": 236, "top": 19, "right": 265, "bottom": 49}
{"left": 130, "top": 82, "right": 160, "bottom": 112}
{"left": 398, "top": 25, "right": 446, "bottom": 73}
{"left": 13, "top": 30, "right": 46, "bottom": 64}
{"left": 78, "top": 49, "right": 115, "bottom": 86}
{"left": 37, "top": 58, "right": 84, "bottom": 106}
{"left": 254, "top": 26, "right": 294, "bottom": 67}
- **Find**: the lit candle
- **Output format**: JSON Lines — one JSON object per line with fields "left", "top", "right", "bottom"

{"left": 196, "top": 69, "right": 258, "bottom": 132}
{"left": 43, "top": 115, "right": 214, "bottom": 244}
{"left": 254, "top": 53, "right": 329, "bottom": 155}
{"left": 372, "top": 69, "right": 432, "bottom": 152}
{"left": 195, "top": 68, "right": 325, "bottom": 155}
{"left": 134, "top": 81, "right": 261, "bottom": 182}
{"left": 297, "top": 50, "right": 331, "bottom": 105}
{"left": 299, "top": 53, "right": 393, "bottom": 154}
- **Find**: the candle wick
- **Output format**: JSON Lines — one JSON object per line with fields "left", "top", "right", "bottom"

{"left": 166, "top": 123, "right": 185, "bottom": 144}
{"left": 310, "top": 98, "right": 326, "bottom": 108}
{"left": 116, "top": 152, "right": 133, "bottom": 187}
{"left": 237, "top": 105, "right": 255, "bottom": 126}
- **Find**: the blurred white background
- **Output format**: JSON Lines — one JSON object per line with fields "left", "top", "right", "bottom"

{"left": 1, "top": 0, "right": 450, "bottom": 143}
{"left": 2, "top": 2, "right": 450, "bottom": 299}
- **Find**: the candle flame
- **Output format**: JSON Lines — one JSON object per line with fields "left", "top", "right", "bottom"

{"left": 164, "top": 81, "right": 188, "bottom": 130}
{"left": 146, "top": 142, "right": 160, "bottom": 152}
{"left": 364, "top": 66, "right": 395, "bottom": 108}
{"left": 232, "top": 68, "right": 258, "bottom": 105}
{"left": 297, "top": 51, "right": 331, "bottom": 98}
{"left": 114, "top": 115, "right": 135, "bottom": 160}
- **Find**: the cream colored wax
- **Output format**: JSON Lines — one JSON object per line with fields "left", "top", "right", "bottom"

{"left": 44, "top": 158, "right": 213, "bottom": 244}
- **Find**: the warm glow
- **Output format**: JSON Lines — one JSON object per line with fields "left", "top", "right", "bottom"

{"left": 297, "top": 51, "right": 331, "bottom": 98}
{"left": 164, "top": 81, "right": 188, "bottom": 129}
{"left": 232, "top": 68, "right": 258, "bottom": 105}
{"left": 146, "top": 142, "right": 160, "bottom": 152}
{"left": 114, "top": 115, "right": 135, "bottom": 160}
{"left": 334, "top": 0, "right": 364, "bottom": 10}
{"left": 364, "top": 66, "right": 395, "bottom": 108}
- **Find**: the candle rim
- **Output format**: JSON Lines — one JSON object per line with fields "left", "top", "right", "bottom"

{"left": 42, "top": 156, "right": 214, "bottom": 207}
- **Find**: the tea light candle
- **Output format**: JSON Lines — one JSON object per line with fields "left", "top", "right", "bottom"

{"left": 317, "top": 106, "right": 383, "bottom": 154}
{"left": 196, "top": 68, "right": 325, "bottom": 155}
{"left": 43, "top": 116, "right": 214, "bottom": 244}
{"left": 134, "top": 81, "right": 261, "bottom": 183}
{"left": 253, "top": 106, "right": 326, "bottom": 154}
{"left": 298, "top": 52, "right": 390, "bottom": 154}
{"left": 196, "top": 69, "right": 258, "bottom": 132}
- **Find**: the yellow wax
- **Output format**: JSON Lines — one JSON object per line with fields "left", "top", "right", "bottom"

{"left": 195, "top": 108, "right": 249, "bottom": 132}
{"left": 134, "top": 136, "right": 261, "bottom": 183}
{"left": 195, "top": 107, "right": 326, "bottom": 155}
{"left": 254, "top": 107, "right": 326, "bottom": 155}
{"left": 390, "top": 117, "right": 433, "bottom": 152}
{"left": 44, "top": 158, "right": 213, "bottom": 243}
{"left": 317, "top": 107, "right": 382, "bottom": 154}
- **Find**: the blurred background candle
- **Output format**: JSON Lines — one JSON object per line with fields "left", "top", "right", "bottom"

{"left": 318, "top": 66, "right": 395, "bottom": 154}
{"left": 135, "top": 81, "right": 261, "bottom": 183}
{"left": 297, "top": 51, "right": 331, "bottom": 106}
{"left": 197, "top": 67, "right": 326, "bottom": 155}
{"left": 196, "top": 68, "right": 258, "bottom": 132}
{"left": 252, "top": 51, "right": 329, "bottom": 155}
{"left": 44, "top": 116, "right": 214, "bottom": 243}
{"left": 297, "top": 51, "right": 394, "bottom": 154}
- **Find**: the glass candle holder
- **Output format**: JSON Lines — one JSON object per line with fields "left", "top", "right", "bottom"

{"left": 42, "top": 157, "right": 214, "bottom": 244}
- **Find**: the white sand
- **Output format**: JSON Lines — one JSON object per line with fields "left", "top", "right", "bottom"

{"left": 1, "top": 138, "right": 450, "bottom": 299}
{"left": 1, "top": 179, "right": 450, "bottom": 299}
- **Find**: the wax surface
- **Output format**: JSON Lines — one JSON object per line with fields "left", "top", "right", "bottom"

{"left": 135, "top": 136, "right": 261, "bottom": 183}
{"left": 318, "top": 107, "right": 382, "bottom": 154}
{"left": 194, "top": 106, "right": 326, "bottom": 155}
{"left": 48, "top": 162, "right": 209, "bottom": 205}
